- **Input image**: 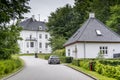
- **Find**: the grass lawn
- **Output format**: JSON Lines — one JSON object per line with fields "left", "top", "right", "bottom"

{"left": 67, "top": 64, "right": 116, "bottom": 80}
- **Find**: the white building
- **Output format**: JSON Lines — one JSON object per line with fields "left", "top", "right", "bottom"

{"left": 64, "top": 13, "right": 120, "bottom": 58}
{"left": 18, "top": 16, "right": 51, "bottom": 54}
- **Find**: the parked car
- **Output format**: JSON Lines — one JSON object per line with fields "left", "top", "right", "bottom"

{"left": 48, "top": 55, "right": 60, "bottom": 64}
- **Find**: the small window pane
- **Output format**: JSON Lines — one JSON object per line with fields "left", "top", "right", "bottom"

{"left": 30, "top": 42, "right": 34, "bottom": 47}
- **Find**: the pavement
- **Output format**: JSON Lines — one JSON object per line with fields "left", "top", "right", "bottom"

{"left": 5, "top": 56, "right": 95, "bottom": 80}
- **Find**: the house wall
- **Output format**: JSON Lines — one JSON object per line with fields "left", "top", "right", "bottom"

{"left": 65, "top": 43, "right": 120, "bottom": 58}
{"left": 18, "top": 30, "right": 52, "bottom": 54}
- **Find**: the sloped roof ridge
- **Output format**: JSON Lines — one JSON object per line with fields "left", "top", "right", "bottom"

{"left": 77, "top": 18, "right": 91, "bottom": 41}
{"left": 95, "top": 18, "right": 120, "bottom": 38}
{"left": 26, "top": 18, "right": 33, "bottom": 27}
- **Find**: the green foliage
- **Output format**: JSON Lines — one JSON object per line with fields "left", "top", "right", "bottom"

{"left": 0, "top": 0, "right": 30, "bottom": 24}
{"left": 60, "top": 56, "right": 73, "bottom": 63}
{"left": 0, "top": 25, "right": 22, "bottom": 59}
{"left": 0, "top": 58, "right": 22, "bottom": 77}
{"left": 95, "top": 61, "right": 120, "bottom": 80}
{"left": 0, "top": 0, "right": 30, "bottom": 59}
{"left": 53, "top": 49, "right": 65, "bottom": 56}
{"left": 106, "top": 5, "right": 120, "bottom": 34}
{"left": 99, "top": 60, "right": 120, "bottom": 66}
{"left": 72, "top": 59, "right": 80, "bottom": 66}
{"left": 44, "top": 55, "right": 50, "bottom": 60}
{"left": 49, "top": 36, "right": 66, "bottom": 51}
{"left": 79, "top": 60, "right": 90, "bottom": 70}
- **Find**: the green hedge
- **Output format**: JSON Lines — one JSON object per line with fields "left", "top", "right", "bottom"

{"left": 95, "top": 61, "right": 120, "bottom": 80}
{"left": 44, "top": 55, "right": 50, "bottom": 60}
{"left": 60, "top": 57, "right": 73, "bottom": 63}
{"left": 99, "top": 60, "right": 120, "bottom": 66}
{"left": 72, "top": 59, "right": 80, "bottom": 66}
{"left": 0, "top": 58, "right": 22, "bottom": 77}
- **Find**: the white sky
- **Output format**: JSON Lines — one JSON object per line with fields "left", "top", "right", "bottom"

{"left": 24, "top": 0, "right": 74, "bottom": 22}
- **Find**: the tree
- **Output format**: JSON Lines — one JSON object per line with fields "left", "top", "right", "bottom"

{"left": 106, "top": 5, "right": 120, "bottom": 34}
{"left": 0, "top": 0, "right": 30, "bottom": 24}
{"left": 0, "top": 0, "right": 30, "bottom": 59}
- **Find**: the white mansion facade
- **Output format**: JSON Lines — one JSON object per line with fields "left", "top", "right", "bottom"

{"left": 18, "top": 17, "right": 51, "bottom": 54}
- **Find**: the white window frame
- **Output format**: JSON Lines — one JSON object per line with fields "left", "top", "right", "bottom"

{"left": 100, "top": 46, "right": 108, "bottom": 55}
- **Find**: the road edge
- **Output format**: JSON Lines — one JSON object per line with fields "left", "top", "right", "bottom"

{"left": 64, "top": 64, "right": 98, "bottom": 80}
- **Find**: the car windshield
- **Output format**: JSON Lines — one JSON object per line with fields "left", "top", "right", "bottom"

{"left": 50, "top": 55, "right": 59, "bottom": 59}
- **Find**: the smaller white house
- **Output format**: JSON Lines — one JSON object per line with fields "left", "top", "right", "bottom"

{"left": 64, "top": 13, "right": 120, "bottom": 58}
{"left": 18, "top": 16, "right": 52, "bottom": 54}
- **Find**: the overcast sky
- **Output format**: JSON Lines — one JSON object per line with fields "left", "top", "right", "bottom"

{"left": 24, "top": 0, "right": 74, "bottom": 21}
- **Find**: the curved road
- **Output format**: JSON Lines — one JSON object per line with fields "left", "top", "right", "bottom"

{"left": 6, "top": 56, "right": 94, "bottom": 80}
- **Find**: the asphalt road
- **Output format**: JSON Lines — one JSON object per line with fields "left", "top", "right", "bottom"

{"left": 6, "top": 56, "right": 94, "bottom": 80}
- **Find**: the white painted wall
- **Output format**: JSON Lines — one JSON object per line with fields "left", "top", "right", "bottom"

{"left": 65, "top": 42, "right": 120, "bottom": 58}
{"left": 18, "top": 30, "right": 52, "bottom": 54}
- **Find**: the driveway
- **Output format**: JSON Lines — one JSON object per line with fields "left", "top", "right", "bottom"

{"left": 5, "top": 56, "right": 94, "bottom": 80}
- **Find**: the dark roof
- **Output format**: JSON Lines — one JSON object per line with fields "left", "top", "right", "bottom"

{"left": 19, "top": 18, "right": 47, "bottom": 31}
{"left": 64, "top": 17, "right": 120, "bottom": 46}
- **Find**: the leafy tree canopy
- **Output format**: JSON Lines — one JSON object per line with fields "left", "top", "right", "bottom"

{"left": 0, "top": 0, "right": 30, "bottom": 59}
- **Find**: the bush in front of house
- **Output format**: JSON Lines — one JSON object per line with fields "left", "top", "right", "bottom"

{"left": 72, "top": 59, "right": 80, "bottom": 66}
{"left": 95, "top": 61, "right": 120, "bottom": 80}
{"left": 60, "top": 56, "right": 73, "bottom": 63}
{"left": 99, "top": 60, "right": 120, "bottom": 66}
{"left": 0, "top": 58, "right": 22, "bottom": 77}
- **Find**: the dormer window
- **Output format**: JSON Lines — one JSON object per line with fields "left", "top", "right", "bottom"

{"left": 96, "top": 30, "right": 102, "bottom": 36}
{"left": 39, "top": 26, "right": 42, "bottom": 30}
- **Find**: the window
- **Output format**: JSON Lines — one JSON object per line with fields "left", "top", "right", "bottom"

{"left": 96, "top": 30, "right": 102, "bottom": 36}
{"left": 27, "top": 42, "right": 29, "bottom": 48}
{"left": 45, "top": 43, "right": 48, "bottom": 48}
{"left": 45, "top": 34, "right": 48, "bottom": 39}
{"left": 30, "top": 42, "right": 34, "bottom": 47}
{"left": 39, "top": 26, "right": 42, "bottom": 30}
{"left": 39, "top": 34, "right": 42, "bottom": 39}
{"left": 30, "top": 35, "right": 32, "bottom": 39}
{"left": 68, "top": 49, "right": 70, "bottom": 56}
{"left": 39, "top": 42, "right": 42, "bottom": 48}
{"left": 99, "top": 46, "right": 108, "bottom": 54}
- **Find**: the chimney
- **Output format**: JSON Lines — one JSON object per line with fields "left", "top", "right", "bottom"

{"left": 89, "top": 13, "right": 95, "bottom": 18}
{"left": 32, "top": 15, "right": 35, "bottom": 21}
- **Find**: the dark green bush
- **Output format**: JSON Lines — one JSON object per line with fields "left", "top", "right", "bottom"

{"left": 99, "top": 60, "right": 120, "bottom": 66}
{"left": 44, "top": 55, "right": 50, "bottom": 60}
{"left": 60, "top": 57, "right": 73, "bottom": 63}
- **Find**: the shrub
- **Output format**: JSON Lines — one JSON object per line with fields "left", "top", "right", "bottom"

{"left": 60, "top": 57, "right": 73, "bottom": 63}
{"left": 72, "top": 59, "right": 80, "bottom": 66}
{"left": 79, "top": 60, "right": 90, "bottom": 70}
{"left": 0, "top": 58, "right": 22, "bottom": 77}
{"left": 95, "top": 61, "right": 120, "bottom": 80}
{"left": 44, "top": 55, "right": 50, "bottom": 60}
{"left": 99, "top": 60, "right": 120, "bottom": 66}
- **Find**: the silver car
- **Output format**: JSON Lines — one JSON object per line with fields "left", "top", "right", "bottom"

{"left": 48, "top": 55, "right": 60, "bottom": 64}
